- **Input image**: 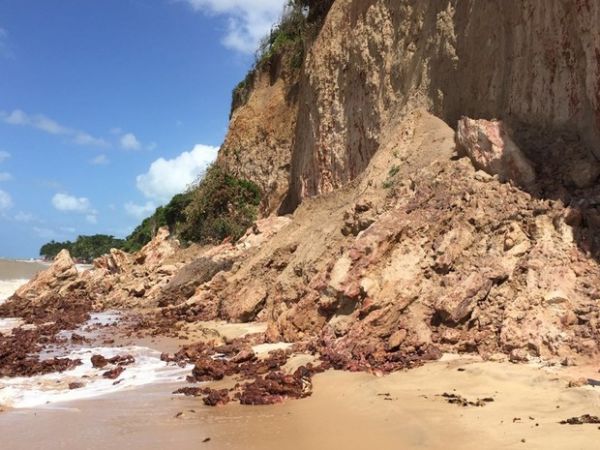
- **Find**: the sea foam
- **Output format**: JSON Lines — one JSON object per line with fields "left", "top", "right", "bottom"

{"left": 0, "top": 279, "right": 28, "bottom": 304}
{"left": 0, "top": 346, "right": 192, "bottom": 409}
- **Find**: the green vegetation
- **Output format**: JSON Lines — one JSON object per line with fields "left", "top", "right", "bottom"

{"left": 40, "top": 235, "right": 125, "bottom": 262}
{"left": 120, "top": 165, "right": 260, "bottom": 251}
{"left": 230, "top": 0, "right": 334, "bottom": 115}
{"left": 256, "top": 2, "right": 307, "bottom": 67}
{"left": 39, "top": 166, "right": 261, "bottom": 261}
{"left": 229, "top": 2, "right": 306, "bottom": 115}
{"left": 121, "top": 191, "right": 194, "bottom": 253}
{"left": 383, "top": 165, "right": 401, "bottom": 189}
{"left": 180, "top": 165, "right": 261, "bottom": 244}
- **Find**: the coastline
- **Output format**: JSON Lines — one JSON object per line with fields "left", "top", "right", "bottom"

{"left": 2, "top": 355, "right": 600, "bottom": 450}
{"left": 0, "top": 259, "right": 47, "bottom": 282}
{"left": 2, "top": 248, "right": 600, "bottom": 450}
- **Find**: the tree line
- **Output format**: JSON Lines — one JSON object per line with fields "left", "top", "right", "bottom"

{"left": 40, "top": 165, "right": 261, "bottom": 262}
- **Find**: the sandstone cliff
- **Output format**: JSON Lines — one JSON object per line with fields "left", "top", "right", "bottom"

{"left": 283, "top": 0, "right": 600, "bottom": 210}
{"left": 217, "top": 53, "right": 300, "bottom": 216}
{"left": 201, "top": 0, "right": 600, "bottom": 365}
{"left": 6, "top": 0, "right": 600, "bottom": 371}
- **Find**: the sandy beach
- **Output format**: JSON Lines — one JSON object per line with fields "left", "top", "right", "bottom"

{"left": 2, "top": 353, "right": 600, "bottom": 450}
{"left": 2, "top": 267, "right": 599, "bottom": 450}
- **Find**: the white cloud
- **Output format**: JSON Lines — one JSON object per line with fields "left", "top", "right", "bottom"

{"left": 14, "top": 211, "right": 34, "bottom": 223}
{"left": 34, "top": 115, "right": 70, "bottom": 135}
{"left": 3, "top": 109, "right": 28, "bottom": 126}
{"left": 0, "top": 27, "right": 13, "bottom": 59}
{"left": 120, "top": 133, "right": 141, "bottom": 151}
{"left": 182, "top": 0, "right": 286, "bottom": 54}
{"left": 52, "top": 193, "right": 100, "bottom": 224}
{"left": 33, "top": 226, "right": 57, "bottom": 239}
{"left": 52, "top": 193, "right": 92, "bottom": 213}
{"left": 0, "top": 189, "right": 12, "bottom": 210}
{"left": 0, "top": 151, "right": 10, "bottom": 163}
{"left": 74, "top": 132, "right": 108, "bottom": 147}
{"left": 0, "top": 109, "right": 108, "bottom": 147}
{"left": 0, "top": 172, "right": 12, "bottom": 182}
{"left": 136, "top": 144, "right": 219, "bottom": 203}
{"left": 124, "top": 201, "right": 156, "bottom": 219}
{"left": 91, "top": 154, "right": 109, "bottom": 165}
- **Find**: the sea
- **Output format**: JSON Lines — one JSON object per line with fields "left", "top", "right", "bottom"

{"left": 0, "top": 258, "right": 191, "bottom": 409}
{"left": 0, "top": 259, "right": 47, "bottom": 304}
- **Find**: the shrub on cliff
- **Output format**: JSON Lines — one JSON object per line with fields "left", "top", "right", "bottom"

{"left": 181, "top": 165, "right": 261, "bottom": 244}
{"left": 231, "top": 0, "right": 334, "bottom": 116}
{"left": 121, "top": 191, "right": 194, "bottom": 253}
{"left": 257, "top": 2, "right": 306, "bottom": 66}
{"left": 121, "top": 212, "right": 166, "bottom": 253}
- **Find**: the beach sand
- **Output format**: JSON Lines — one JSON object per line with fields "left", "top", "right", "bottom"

{"left": 2, "top": 355, "right": 600, "bottom": 450}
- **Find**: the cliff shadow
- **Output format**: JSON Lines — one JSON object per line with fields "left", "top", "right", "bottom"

{"left": 505, "top": 124, "right": 600, "bottom": 262}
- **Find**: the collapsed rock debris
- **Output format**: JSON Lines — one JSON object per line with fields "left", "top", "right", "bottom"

{"left": 441, "top": 393, "right": 494, "bottom": 407}
{"left": 560, "top": 415, "right": 600, "bottom": 425}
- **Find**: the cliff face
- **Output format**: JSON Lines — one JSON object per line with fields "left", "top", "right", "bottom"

{"left": 8, "top": 0, "right": 600, "bottom": 404}
{"left": 280, "top": 0, "right": 600, "bottom": 210}
{"left": 218, "top": 55, "right": 300, "bottom": 216}
{"left": 189, "top": 0, "right": 600, "bottom": 365}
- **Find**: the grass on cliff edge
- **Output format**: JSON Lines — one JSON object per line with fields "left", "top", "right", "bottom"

{"left": 230, "top": 0, "right": 334, "bottom": 116}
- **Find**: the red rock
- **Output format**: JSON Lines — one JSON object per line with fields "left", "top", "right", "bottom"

{"left": 203, "top": 389, "right": 230, "bottom": 406}
{"left": 191, "top": 358, "right": 228, "bottom": 381}
{"left": 102, "top": 366, "right": 125, "bottom": 379}
{"left": 91, "top": 355, "right": 108, "bottom": 369}
{"left": 238, "top": 369, "right": 312, "bottom": 406}
{"left": 108, "top": 354, "right": 135, "bottom": 366}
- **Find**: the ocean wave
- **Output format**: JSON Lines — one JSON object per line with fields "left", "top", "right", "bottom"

{"left": 0, "top": 346, "right": 192, "bottom": 409}
{"left": 0, "top": 279, "right": 28, "bottom": 304}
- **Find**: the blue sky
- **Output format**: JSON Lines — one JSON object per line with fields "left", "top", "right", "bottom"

{"left": 0, "top": 0, "right": 285, "bottom": 258}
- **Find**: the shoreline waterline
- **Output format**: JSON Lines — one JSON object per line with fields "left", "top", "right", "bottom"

{"left": 0, "top": 259, "right": 47, "bottom": 304}
{"left": 2, "top": 357, "right": 600, "bottom": 449}
{"left": 0, "top": 259, "right": 48, "bottom": 281}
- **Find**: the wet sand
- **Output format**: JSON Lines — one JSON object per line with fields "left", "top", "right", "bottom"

{"left": 2, "top": 356, "right": 600, "bottom": 450}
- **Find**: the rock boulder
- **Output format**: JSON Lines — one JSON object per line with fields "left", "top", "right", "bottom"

{"left": 456, "top": 117, "right": 536, "bottom": 188}
{"left": 15, "top": 250, "right": 79, "bottom": 301}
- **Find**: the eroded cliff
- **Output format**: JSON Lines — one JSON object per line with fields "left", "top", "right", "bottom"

{"left": 199, "top": 0, "right": 600, "bottom": 365}
{"left": 218, "top": 52, "right": 300, "bottom": 216}
{"left": 6, "top": 0, "right": 600, "bottom": 380}
{"left": 284, "top": 0, "right": 600, "bottom": 210}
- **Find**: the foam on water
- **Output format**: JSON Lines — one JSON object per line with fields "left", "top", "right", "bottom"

{"left": 0, "top": 346, "right": 192, "bottom": 409}
{"left": 0, "top": 318, "right": 24, "bottom": 335}
{"left": 0, "top": 279, "right": 28, "bottom": 304}
{"left": 0, "top": 278, "right": 30, "bottom": 335}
